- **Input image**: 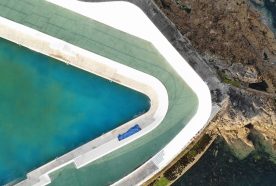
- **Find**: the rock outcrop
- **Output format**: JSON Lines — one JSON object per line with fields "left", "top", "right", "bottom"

{"left": 211, "top": 87, "right": 276, "bottom": 160}
{"left": 155, "top": 0, "right": 276, "bottom": 161}
{"left": 155, "top": 0, "right": 276, "bottom": 94}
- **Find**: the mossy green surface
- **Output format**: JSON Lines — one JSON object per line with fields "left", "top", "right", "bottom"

{"left": 153, "top": 177, "right": 170, "bottom": 186}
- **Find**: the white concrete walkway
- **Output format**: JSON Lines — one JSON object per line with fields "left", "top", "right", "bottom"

{"left": 45, "top": 1, "right": 212, "bottom": 185}
{"left": 0, "top": 0, "right": 212, "bottom": 185}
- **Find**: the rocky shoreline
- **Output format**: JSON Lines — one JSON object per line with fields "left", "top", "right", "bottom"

{"left": 155, "top": 0, "right": 276, "bottom": 94}
{"left": 154, "top": 0, "right": 276, "bottom": 162}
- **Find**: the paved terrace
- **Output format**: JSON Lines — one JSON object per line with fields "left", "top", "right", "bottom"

{"left": 0, "top": 0, "right": 203, "bottom": 185}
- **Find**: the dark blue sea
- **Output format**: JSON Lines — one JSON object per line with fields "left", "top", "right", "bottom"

{"left": 173, "top": 138, "right": 276, "bottom": 186}
{"left": 250, "top": 0, "right": 276, "bottom": 33}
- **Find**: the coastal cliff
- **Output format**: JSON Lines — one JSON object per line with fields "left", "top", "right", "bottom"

{"left": 155, "top": 0, "right": 276, "bottom": 162}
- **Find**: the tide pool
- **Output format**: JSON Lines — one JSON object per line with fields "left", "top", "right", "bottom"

{"left": 0, "top": 38, "right": 150, "bottom": 185}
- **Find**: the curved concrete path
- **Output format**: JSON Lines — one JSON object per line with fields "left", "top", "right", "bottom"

{"left": 46, "top": 1, "right": 212, "bottom": 185}
{"left": 0, "top": 0, "right": 211, "bottom": 185}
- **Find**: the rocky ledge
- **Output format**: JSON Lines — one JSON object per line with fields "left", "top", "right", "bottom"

{"left": 155, "top": 0, "right": 276, "bottom": 162}
{"left": 213, "top": 87, "right": 276, "bottom": 160}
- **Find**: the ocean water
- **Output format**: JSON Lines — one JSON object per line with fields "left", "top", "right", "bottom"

{"left": 0, "top": 38, "right": 150, "bottom": 185}
{"left": 250, "top": 0, "right": 276, "bottom": 33}
{"left": 263, "top": 0, "right": 276, "bottom": 29}
{"left": 173, "top": 138, "right": 276, "bottom": 186}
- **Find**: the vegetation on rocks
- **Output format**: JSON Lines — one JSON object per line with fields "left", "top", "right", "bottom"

{"left": 149, "top": 134, "right": 212, "bottom": 185}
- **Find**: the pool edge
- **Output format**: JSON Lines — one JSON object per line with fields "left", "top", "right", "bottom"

{"left": 45, "top": 1, "right": 211, "bottom": 185}
{"left": 0, "top": 16, "right": 169, "bottom": 186}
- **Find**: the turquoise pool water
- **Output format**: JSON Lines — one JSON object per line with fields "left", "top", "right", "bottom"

{"left": 0, "top": 38, "right": 150, "bottom": 185}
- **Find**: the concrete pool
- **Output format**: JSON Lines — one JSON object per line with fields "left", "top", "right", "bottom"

{"left": 0, "top": 37, "right": 151, "bottom": 185}
{"left": 0, "top": 0, "right": 211, "bottom": 185}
